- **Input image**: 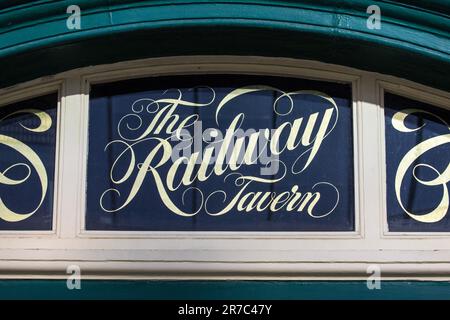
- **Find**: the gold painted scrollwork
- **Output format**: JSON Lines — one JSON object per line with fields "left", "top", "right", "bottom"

{"left": 393, "top": 108, "right": 450, "bottom": 223}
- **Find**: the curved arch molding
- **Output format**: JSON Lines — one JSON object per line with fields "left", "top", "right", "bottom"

{"left": 0, "top": 0, "right": 449, "bottom": 91}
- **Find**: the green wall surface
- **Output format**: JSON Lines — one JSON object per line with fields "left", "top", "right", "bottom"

{"left": 0, "top": 280, "right": 450, "bottom": 300}
{"left": 0, "top": 0, "right": 449, "bottom": 90}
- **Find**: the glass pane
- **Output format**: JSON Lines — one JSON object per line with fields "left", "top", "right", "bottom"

{"left": 385, "top": 93, "right": 450, "bottom": 232}
{"left": 0, "top": 93, "right": 58, "bottom": 230}
{"left": 86, "top": 75, "right": 354, "bottom": 231}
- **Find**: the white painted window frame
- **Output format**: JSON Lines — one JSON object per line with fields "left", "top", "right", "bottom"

{"left": 0, "top": 56, "right": 448, "bottom": 280}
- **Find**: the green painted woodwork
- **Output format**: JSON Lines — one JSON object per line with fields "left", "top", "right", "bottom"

{"left": 0, "top": 1, "right": 448, "bottom": 90}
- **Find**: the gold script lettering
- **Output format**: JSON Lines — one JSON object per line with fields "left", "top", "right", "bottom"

{"left": 393, "top": 109, "right": 450, "bottom": 223}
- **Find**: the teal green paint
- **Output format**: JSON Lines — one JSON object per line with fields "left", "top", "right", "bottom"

{"left": 0, "top": 1, "right": 448, "bottom": 91}
{"left": 1, "top": 281, "right": 450, "bottom": 300}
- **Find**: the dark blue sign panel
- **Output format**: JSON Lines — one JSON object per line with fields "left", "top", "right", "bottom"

{"left": 86, "top": 75, "right": 354, "bottom": 231}
{"left": 0, "top": 93, "right": 58, "bottom": 230}
{"left": 385, "top": 93, "right": 450, "bottom": 232}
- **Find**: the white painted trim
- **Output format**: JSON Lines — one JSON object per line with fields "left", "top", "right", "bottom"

{"left": 0, "top": 56, "right": 448, "bottom": 279}
{"left": 2, "top": 261, "right": 450, "bottom": 281}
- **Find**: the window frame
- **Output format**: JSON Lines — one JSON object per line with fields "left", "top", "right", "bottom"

{"left": 0, "top": 56, "right": 448, "bottom": 280}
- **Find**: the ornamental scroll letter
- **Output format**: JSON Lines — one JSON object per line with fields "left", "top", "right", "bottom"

{"left": 86, "top": 75, "right": 355, "bottom": 231}
{"left": 0, "top": 94, "right": 57, "bottom": 230}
